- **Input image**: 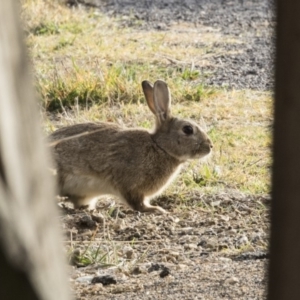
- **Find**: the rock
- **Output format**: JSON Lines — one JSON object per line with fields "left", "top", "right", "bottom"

{"left": 159, "top": 267, "right": 171, "bottom": 278}
{"left": 131, "top": 266, "right": 142, "bottom": 275}
{"left": 226, "top": 276, "right": 240, "bottom": 285}
{"left": 220, "top": 215, "right": 230, "bottom": 222}
{"left": 180, "top": 227, "right": 194, "bottom": 234}
{"left": 91, "top": 212, "right": 104, "bottom": 223}
{"left": 169, "top": 251, "right": 180, "bottom": 258}
{"left": 76, "top": 276, "right": 94, "bottom": 284}
{"left": 175, "top": 264, "right": 188, "bottom": 270}
{"left": 91, "top": 275, "right": 117, "bottom": 285}
{"left": 112, "top": 219, "right": 125, "bottom": 231}
{"left": 123, "top": 246, "right": 135, "bottom": 259}
{"left": 148, "top": 263, "right": 162, "bottom": 272}
{"left": 184, "top": 243, "right": 198, "bottom": 250}
{"left": 237, "top": 235, "right": 249, "bottom": 247}
{"left": 78, "top": 215, "right": 97, "bottom": 229}
{"left": 218, "top": 257, "right": 232, "bottom": 262}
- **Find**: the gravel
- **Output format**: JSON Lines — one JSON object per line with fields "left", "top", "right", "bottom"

{"left": 69, "top": 0, "right": 275, "bottom": 91}
{"left": 63, "top": 193, "right": 270, "bottom": 299}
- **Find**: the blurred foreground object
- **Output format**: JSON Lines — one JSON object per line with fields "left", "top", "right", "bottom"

{"left": 0, "top": 1, "right": 71, "bottom": 299}
{"left": 269, "top": 1, "right": 300, "bottom": 299}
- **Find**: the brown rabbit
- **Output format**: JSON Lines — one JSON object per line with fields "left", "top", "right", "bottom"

{"left": 49, "top": 80, "right": 213, "bottom": 213}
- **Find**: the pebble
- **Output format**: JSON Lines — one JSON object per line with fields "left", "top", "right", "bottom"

{"left": 226, "top": 276, "right": 240, "bottom": 285}
{"left": 91, "top": 212, "right": 104, "bottom": 223}
{"left": 123, "top": 246, "right": 135, "bottom": 259}
{"left": 78, "top": 215, "right": 97, "bottom": 229}
{"left": 76, "top": 276, "right": 94, "bottom": 284}
{"left": 184, "top": 243, "right": 198, "bottom": 250}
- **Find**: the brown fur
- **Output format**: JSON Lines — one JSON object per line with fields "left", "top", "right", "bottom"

{"left": 49, "top": 80, "right": 213, "bottom": 213}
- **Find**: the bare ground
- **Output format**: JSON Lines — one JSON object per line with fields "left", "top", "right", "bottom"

{"left": 58, "top": 0, "right": 273, "bottom": 299}
{"left": 64, "top": 192, "right": 270, "bottom": 299}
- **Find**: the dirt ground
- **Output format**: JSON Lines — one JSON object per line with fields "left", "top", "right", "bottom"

{"left": 65, "top": 193, "right": 270, "bottom": 299}
{"left": 60, "top": 0, "right": 274, "bottom": 299}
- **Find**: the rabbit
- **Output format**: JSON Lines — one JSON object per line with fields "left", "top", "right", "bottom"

{"left": 49, "top": 80, "right": 213, "bottom": 214}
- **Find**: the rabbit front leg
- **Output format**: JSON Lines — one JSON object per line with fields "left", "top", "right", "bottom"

{"left": 122, "top": 192, "right": 167, "bottom": 214}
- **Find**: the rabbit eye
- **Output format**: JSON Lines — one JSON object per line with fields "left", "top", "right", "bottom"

{"left": 183, "top": 125, "right": 194, "bottom": 135}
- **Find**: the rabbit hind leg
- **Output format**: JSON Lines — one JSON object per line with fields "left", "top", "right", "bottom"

{"left": 123, "top": 192, "right": 167, "bottom": 214}
{"left": 141, "top": 204, "right": 167, "bottom": 214}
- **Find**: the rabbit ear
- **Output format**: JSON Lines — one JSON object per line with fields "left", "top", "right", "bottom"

{"left": 142, "top": 81, "right": 156, "bottom": 115}
{"left": 153, "top": 80, "right": 171, "bottom": 123}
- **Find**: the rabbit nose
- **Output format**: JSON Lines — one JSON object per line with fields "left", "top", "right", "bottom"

{"left": 207, "top": 138, "right": 213, "bottom": 149}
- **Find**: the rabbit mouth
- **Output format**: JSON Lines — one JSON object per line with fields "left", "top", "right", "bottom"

{"left": 194, "top": 142, "right": 212, "bottom": 158}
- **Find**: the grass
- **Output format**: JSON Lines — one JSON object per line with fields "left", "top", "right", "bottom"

{"left": 21, "top": 0, "right": 272, "bottom": 200}
{"left": 67, "top": 239, "right": 152, "bottom": 269}
{"left": 22, "top": 0, "right": 232, "bottom": 109}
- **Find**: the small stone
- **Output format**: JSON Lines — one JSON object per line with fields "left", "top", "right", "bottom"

{"left": 148, "top": 263, "right": 162, "bottom": 272}
{"left": 166, "top": 255, "right": 177, "bottom": 263}
{"left": 220, "top": 215, "right": 230, "bottom": 222}
{"left": 91, "top": 275, "right": 117, "bottom": 285}
{"left": 91, "top": 212, "right": 104, "bottom": 223}
{"left": 226, "top": 276, "right": 240, "bottom": 284}
{"left": 160, "top": 267, "right": 171, "bottom": 278}
{"left": 184, "top": 243, "right": 198, "bottom": 250}
{"left": 180, "top": 227, "right": 193, "bottom": 234}
{"left": 237, "top": 235, "right": 249, "bottom": 246}
{"left": 131, "top": 266, "right": 142, "bottom": 275}
{"left": 123, "top": 246, "right": 135, "bottom": 259}
{"left": 112, "top": 219, "right": 124, "bottom": 231}
{"left": 78, "top": 215, "right": 97, "bottom": 229}
{"left": 198, "top": 240, "right": 207, "bottom": 247}
{"left": 218, "top": 257, "right": 232, "bottom": 262}
{"left": 161, "top": 256, "right": 167, "bottom": 262}
{"left": 76, "top": 276, "right": 94, "bottom": 284}
{"left": 169, "top": 251, "right": 180, "bottom": 257}
{"left": 175, "top": 264, "right": 188, "bottom": 270}
{"left": 206, "top": 240, "right": 218, "bottom": 249}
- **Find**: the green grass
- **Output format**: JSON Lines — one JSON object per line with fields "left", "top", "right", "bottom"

{"left": 68, "top": 242, "right": 123, "bottom": 267}
{"left": 36, "top": 62, "right": 216, "bottom": 110}
{"left": 22, "top": 0, "right": 272, "bottom": 198}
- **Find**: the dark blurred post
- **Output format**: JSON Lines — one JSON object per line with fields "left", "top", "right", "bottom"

{"left": 0, "top": 1, "right": 71, "bottom": 299}
{"left": 268, "top": 1, "right": 300, "bottom": 299}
